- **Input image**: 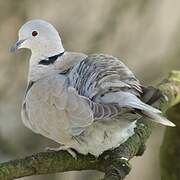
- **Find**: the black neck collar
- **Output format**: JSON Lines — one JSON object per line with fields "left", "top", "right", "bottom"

{"left": 39, "top": 51, "right": 65, "bottom": 65}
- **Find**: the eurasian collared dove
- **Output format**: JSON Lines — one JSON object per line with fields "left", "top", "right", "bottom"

{"left": 11, "top": 19, "right": 175, "bottom": 157}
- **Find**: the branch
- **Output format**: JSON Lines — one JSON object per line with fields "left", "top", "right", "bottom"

{"left": 160, "top": 71, "right": 180, "bottom": 180}
{"left": 0, "top": 71, "right": 180, "bottom": 180}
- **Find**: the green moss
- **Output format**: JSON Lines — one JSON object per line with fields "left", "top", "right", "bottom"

{"left": 160, "top": 104, "right": 180, "bottom": 180}
{"left": 168, "top": 71, "right": 180, "bottom": 82}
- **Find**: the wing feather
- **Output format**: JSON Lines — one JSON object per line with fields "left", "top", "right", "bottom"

{"left": 67, "top": 53, "right": 140, "bottom": 122}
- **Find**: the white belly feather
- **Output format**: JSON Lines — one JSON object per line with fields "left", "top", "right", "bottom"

{"left": 69, "top": 119, "right": 137, "bottom": 156}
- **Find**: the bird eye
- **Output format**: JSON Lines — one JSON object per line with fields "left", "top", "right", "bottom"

{"left": 32, "top": 31, "right": 38, "bottom": 37}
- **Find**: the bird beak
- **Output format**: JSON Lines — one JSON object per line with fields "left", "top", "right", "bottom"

{"left": 10, "top": 39, "right": 26, "bottom": 52}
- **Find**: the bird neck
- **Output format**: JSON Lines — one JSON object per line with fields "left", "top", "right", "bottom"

{"left": 28, "top": 43, "right": 64, "bottom": 82}
{"left": 30, "top": 40, "right": 64, "bottom": 62}
{"left": 28, "top": 60, "right": 59, "bottom": 82}
{"left": 27, "top": 51, "right": 87, "bottom": 83}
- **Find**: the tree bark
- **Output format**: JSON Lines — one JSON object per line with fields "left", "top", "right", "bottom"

{"left": 160, "top": 71, "right": 180, "bottom": 180}
{"left": 0, "top": 71, "right": 179, "bottom": 180}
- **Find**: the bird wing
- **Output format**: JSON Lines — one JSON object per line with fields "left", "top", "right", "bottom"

{"left": 68, "top": 54, "right": 142, "bottom": 99}
{"left": 68, "top": 54, "right": 175, "bottom": 127}
{"left": 65, "top": 86, "right": 94, "bottom": 135}
{"left": 57, "top": 85, "right": 122, "bottom": 136}
{"left": 65, "top": 86, "right": 125, "bottom": 135}
{"left": 67, "top": 53, "right": 140, "bottom": 119}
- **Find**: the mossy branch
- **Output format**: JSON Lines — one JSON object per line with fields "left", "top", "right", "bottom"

{"left": 160, "top": 71, "right": 180, "bottom": 180}
{"left": 0, "top": 71, "right": 180, "bottom": 180}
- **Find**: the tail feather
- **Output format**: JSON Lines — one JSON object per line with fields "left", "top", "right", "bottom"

{"left": 142, "top": 110, "right": 175, "bottom": 127}
{"left": 102, "top": 90, "right": 175, "bottom": 127}
{"left": 127, "top": 100, "right": 175, "bottom": 127}
{"left": 140, "top": 86, "right": 175, "bottom": 127}
{"left": 128, "top": 100, "right": 161, "bottom": 114}
{"left": 118, "top": 91, "right": 175, "bottom": 127}
{"left": 141, "top": 86, "right": 162, "bottom": 105}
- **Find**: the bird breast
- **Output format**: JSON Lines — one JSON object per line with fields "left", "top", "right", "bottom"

{"left": 22, "top": 74, "right": 73, "bottom": 144}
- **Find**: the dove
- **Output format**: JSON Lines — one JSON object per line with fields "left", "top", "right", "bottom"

{"left": 11, "top": 19, "right": 175, "bottom": 157}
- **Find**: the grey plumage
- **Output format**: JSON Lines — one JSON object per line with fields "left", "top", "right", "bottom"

{"left": 22, "top": 52, "right": 175, "bottom": 155}
{"left": 12, "top": 20, "right": 175, "bottom": 157}
{"left": 68, "top": 54, "right": 142, "bottom": 99}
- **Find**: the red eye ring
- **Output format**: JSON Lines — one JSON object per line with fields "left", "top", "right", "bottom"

{"left": 32, "top": 31, "right": 38, "bottom": 37}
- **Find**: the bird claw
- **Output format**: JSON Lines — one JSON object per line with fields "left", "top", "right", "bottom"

{"left": 45, "top": 146, "right": 77, "bottom": 159}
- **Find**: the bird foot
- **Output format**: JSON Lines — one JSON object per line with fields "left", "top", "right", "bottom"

{"left": 45, "top": 146, "right": 77, "bottom": 159}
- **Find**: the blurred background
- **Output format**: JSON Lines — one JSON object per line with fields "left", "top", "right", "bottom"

{"left": 0, "top": 0, "right": 180, "bottom": 179}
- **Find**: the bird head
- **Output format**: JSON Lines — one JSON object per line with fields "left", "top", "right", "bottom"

{"left": 11, "top": 19, "right": 64, "bottom": 57}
